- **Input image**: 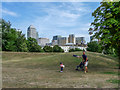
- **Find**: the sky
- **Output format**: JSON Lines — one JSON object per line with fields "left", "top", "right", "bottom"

{"left": 2, "top": 2, "right": 100, "bottom": 43}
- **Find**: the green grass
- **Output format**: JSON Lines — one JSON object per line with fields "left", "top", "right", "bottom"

{"left": 102, "top": 72, "right": 120, "bottom": 75}
{"left": 2, "top": 51, "right": 119, "bottom": 88}
{"left": 106, "top": 79, "right": 120, "bottom": 84}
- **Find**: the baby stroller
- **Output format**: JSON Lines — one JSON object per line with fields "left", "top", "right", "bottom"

{"left": 76, "top": 61, "right": 84, "bottom": 71}
{"left": 73, "top": 55, "right": 84, "bottom": 71}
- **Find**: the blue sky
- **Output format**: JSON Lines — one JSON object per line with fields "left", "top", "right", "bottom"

{"left": 2, "top": 2, "right": 100, "bottom": 43}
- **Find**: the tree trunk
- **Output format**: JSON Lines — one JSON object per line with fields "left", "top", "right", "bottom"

{"left": 118, "top": 46, "right": 120, "bottom": 69}
{"left": 118, "top": 51, "right": 120, "bottom": 69}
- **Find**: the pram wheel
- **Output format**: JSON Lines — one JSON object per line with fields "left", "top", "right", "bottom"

{"left": 75, "top": 69, "right": 79, "bottom": 70}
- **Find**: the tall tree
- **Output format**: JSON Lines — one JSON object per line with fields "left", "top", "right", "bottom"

{"left": 1, "top": 19, "right": 17, "bottom": 51}
{"left": 27, "top": 37, "right": 43, "bottom": 52}
{"left": 89, "top": 1, "right": 120, "bottom": 64}
{"left": 15, "top": 31, "right": 28, "bottom": 52}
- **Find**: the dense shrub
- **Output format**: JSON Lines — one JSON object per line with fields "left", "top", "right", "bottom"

{"left": 53, "top": 45, "right": 64, "bottom": 52}
{"left": 69, "top": 48, "right": 82, "bottom": 52}
{"left": 87, "top": 41, "right": 100, "bottom": 52}
{"left": 87, "top": 41, "right": 116, "bottom": 56}
{"left": 43, "top": 46, "right": 53, "bottom": 52}
{"left": 27, "top": 37, "right": 43, "bottom": 52}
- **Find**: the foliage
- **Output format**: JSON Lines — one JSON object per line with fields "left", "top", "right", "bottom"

{"left": 75, "top": 48, "right": 83, "bottom": 51}
{"left": 43, "top": 46, "right": 53, "bottom": 52}
{"left": 87, "top": 41, "right": 102, "bottom": 53}
{"left": 69, "top": 48, "right": 82, "bottom": 52}
{"left": 27, "top": 37, "right": 43, "bottom": 52}
{"left": 103, "top": 46, "right": 116, "bottom": 55}
{"left": 1, "top": 19, "right": 44, "bottom": 52}
{"left": 15, "top": 31, "right": 28, "bottom": 52}
{"left": 1, "top": 19, "right": 17, "bottom": 51}
{"left": 69, "top": 49, "right": 75, "bottom": 52}
{"left": 88, "top": 1, "right": 120, "bottom": 60}
{"left": 106, "top": 79, "right": 120, "bottom": 84}
{"left": 53, "top": 45, "right": 64, "bottom": 52}
{"left": 87, "top": 41, "right": 116, "bottom": 54}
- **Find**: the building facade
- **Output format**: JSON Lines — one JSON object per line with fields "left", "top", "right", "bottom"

{"left": 76, "top": 37, "right": 85, "bottom": 44}
{"left": 68, "top": 34, "right": 75, "bottom": 44}
{"left": 58, "top": 37, "right": 68, "bottom": 46}
{"left": 52, "top": 35, "right": 61, "bottom": 45}
{"left": 27, "top": 25, "right": 38, "bottom": 40}
{"left": 36, "top": 32, "right": 39, "bottom": 42}
{"left": 38, "top": 38, "right": 50, "bottom": 47}
{"left": 60, "top": 46, "right": 87, "bottom": 52}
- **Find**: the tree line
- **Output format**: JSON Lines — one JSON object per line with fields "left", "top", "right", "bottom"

{"left": 0, "top": 19, "right": 64, "bottom": 52}
{"left": 87, "top": 41, "right": 117, "bottom": 56}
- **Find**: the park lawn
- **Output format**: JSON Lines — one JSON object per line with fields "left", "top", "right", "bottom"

{"left": 2, "top": 51, "right": 119, "bottom": 88}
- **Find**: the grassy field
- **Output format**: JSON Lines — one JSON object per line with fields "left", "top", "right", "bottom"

{"left": 2, "top": 51, "right": 119, "bottom": 88}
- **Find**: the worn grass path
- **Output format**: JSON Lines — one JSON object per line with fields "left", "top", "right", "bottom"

{"left": 2, "top": 51, "right": 119, "bottom": 88}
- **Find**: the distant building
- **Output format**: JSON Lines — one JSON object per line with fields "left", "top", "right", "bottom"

{"left": 76, "top": 37, "right": 85, "bottom": 44}
{"left": 36, "top": 32, "right": 39, "bottom": 42}
{"left": 27, "top": 25, "right": 38, "bottom": 40}
{"left": 90, "top": 36, "right": 93, "bottom": 42}
{"left": 52, "top": 40, "right": 58, "bottom": 46}
{"left": 52, "top": 35, "right": 61, "bottom": 45}
{"left": 58, "top": 37, "right": 68, "bottom": 46}
{"left": 38, "top": 38, "right": 49, "bottom": 47}
{"left": 65, "top": 43, "right": 75, "bottom": 46}
{"left": 90, "top": 36, "right": 98, "bottom": 42}
{"left": 46, "top": 43, "right": 52, "bottom": 46}
{"left": 68, "top": 34, "right": 75, "bottom": 44}
{"left": 53, "top": 35, "right": 61, "bottom": 41}
{"left": 60, "top": 46, "right": 87, "bottom": 52}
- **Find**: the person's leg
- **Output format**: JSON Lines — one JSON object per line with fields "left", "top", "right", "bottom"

{"left": 61, "top": 67, "right": 63, "bottom": 72}
{"left": 84, "top": 61, "right": 88, "bottom": 73}
{"left": 86, "top": 66, "right": 88, "bottom": 72}
{"left": 80, "top": 62, "right": 82, "bottom": 68}
{"left": 85, "top": 66, "right": 88, "bottom": 73}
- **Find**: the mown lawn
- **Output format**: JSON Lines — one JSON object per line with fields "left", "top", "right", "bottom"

{"left": 2, "top": 51, "right": 119, "bottom": 88}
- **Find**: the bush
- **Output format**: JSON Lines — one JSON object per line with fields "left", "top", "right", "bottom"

{"left": 69, "top": 49, "right": 75, "bottom": 52}
{"left": 87, "top": 41, "right": 116, "bottom": 56}
{"left": 75, "top": 48, "right": 82, "bottom": 51}
{"left": 87, "top": 41, "right": 99, "bottom": 52}
{"left": 27, "top": 37, "right": 43, "bottom": 52}
{"left": 103, "top": 46, "right": 116, "bottom": 55}
{"left": 53, "top": 45, "right": 64, "bottom": 52}
{"left": 69, "top": 48, "right": 82, "bottom": 52}
{"left": 43, "top": 46, "right": 53, "bottom": 52}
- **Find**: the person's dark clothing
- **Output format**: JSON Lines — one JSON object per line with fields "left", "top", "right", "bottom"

{"left": 82, "top": 54, "right": 88, "bottom": 62}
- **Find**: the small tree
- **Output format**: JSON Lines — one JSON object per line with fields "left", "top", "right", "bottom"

{"left": 43, "top": 46, "right": 53, "bottom": 52}
{"left": 87, "top": 41, "right": 99, "bottom": 52}
{"left": 53, "top": 45, "right": 64, "bottom": 52}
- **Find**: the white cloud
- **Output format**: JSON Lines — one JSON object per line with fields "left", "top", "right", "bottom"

{"left": 2, "top": 9, "right": 18, "bottom": 17}
{"left": 9, "top": 2, "right": 92, "bottom": 43}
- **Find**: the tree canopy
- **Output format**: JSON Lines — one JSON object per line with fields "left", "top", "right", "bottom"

{"left": 89, "top": 1, "right": 120, "bottom": 60}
